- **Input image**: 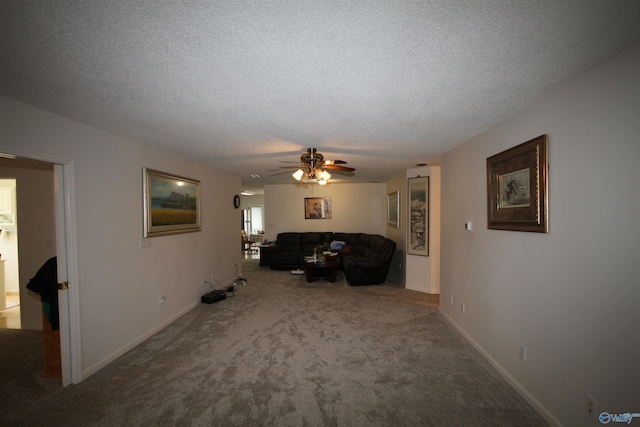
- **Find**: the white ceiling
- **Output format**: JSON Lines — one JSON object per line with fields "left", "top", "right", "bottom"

{"left": 2, "top": 1, "right": 640, "bottom": 194}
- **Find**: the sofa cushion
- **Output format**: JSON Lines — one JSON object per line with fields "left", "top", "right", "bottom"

{"left": 358, "top": 234, "right": 377, "bottom": 248}
{"left": 299, "top": 232, "right": 333, "bottom": 253}
{"left": 333, "top": 233, "right": 360, "bottom": 246}
{"left": 276, "top": 233, "right": 301, "bottom": 252}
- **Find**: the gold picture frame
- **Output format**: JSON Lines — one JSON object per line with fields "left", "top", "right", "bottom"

{"left": 487, "top": 135, "right": 548, "bottom": 232}
{"left": 143, "top": 168, "right": 201, "bottom": 237}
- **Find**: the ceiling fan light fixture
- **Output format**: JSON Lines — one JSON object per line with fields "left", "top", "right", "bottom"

{"left": 292, "top": 169, "right": 305, "bottom": 181}
{"left": 281, "top": 148, "right": 352, "bottom": 184}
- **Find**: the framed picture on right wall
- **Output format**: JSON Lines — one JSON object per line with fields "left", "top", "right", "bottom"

{"left": 486, "top": 134, "right": 548, "bottom": 232}
{"left": 408, "top": 176, "right": 429, "bottom": 256}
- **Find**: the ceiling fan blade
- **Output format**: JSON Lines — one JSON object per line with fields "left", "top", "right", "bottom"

{"left": 324, "top": 160, "right": 347, "bottom": 165}
{"left": 325, "top": 164, "right": 355, "bottom": 172}
{"left": 279, "top": 165, "right": 301, "bottom": 169}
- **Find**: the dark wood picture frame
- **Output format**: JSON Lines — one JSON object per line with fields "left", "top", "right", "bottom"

{"left": 487, "top": 134, "right": 548, "bottom": 232}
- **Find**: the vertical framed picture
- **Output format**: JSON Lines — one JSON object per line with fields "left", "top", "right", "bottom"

{"left": 487, "top": 134, "right": 548, "bottom": 232}
{"left": 408, "top": 176, "right": 429, "bottom": 256}
{"left": 305, "top": 197, "right": 332, "bottom": 219}
{"left": 143, "top": 168, "right": 201, "bottom": 237}
{"left": 387, "top": 190, "right": 400, "bottom": 228}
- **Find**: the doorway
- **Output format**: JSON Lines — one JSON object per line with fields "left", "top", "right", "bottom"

{"left": 0, "top": 161, "right": 57, "bottom": 333}
{"left": 0, "top": 151, "right": 80, "bottom": 386}
{"left": 0, "top": 178, "right": 19, "bottom": 328}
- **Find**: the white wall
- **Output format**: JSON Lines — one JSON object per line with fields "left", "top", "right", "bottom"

{"left": 440, "top": 43, "right": 640, "bottom": 426}
{"left": 0, "top": 96, "right": 241, "bottom": 379}
{"left": 264, "top": 182, "right": 387, "bottom": 241}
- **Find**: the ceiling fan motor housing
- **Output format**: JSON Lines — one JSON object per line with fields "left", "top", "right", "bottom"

{"left": 301, "top": 148, "right": 323, "bottom": 164}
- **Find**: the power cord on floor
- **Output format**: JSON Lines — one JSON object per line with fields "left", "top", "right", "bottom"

{"left": 233, "top": 263, "right": 247, "bottom": 288}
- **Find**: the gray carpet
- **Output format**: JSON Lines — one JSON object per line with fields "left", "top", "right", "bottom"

{"left": 2, "top": 260, "right": 547, "bottom": 426}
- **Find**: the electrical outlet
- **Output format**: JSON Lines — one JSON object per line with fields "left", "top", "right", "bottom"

{"left": 461, "top": 303, "right": 465, "bottom": 313}
{"left": 519, "top": 345, "right": 527, "bottom": 362}
{"left": 586, "top": 395, "right": 596, "bottom": 418}
{"left": 159, "top": 295, "right": 166, "bottom": 308}
{"left": 450, "top": 294, "right": 454, "bottom": 304}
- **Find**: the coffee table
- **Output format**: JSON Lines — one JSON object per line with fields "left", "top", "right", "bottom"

{"left": 304, "top": 258, "right": 339, "bottom": 283}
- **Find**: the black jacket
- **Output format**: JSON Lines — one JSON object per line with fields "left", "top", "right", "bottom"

{"left": 26, "top": 257, "right": 59, "bottom": 330}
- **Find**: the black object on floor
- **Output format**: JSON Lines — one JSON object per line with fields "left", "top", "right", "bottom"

{"left": 201, "top": 290, "right": 226, "bottom": 304}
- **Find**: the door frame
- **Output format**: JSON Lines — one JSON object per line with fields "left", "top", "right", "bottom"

{"left": 0, "top": 145, "right": 81, "bottom": 385}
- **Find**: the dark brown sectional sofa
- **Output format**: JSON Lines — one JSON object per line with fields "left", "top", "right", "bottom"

{"left": 269, "top": 232, "right": 396, "bottom": 286}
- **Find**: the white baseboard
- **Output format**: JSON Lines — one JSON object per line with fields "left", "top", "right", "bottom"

{"left": 438, "top": 308, "right": 563, "bottom": 427}
{"left": 405, "top": 284, "right": 438, "bottom": 294}
{"left": 82, "top": 299, "right": 201, "bottom": 380}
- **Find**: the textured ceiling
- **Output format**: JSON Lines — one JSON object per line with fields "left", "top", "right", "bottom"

{"left": 2, "top": 1, "right": 640, "bottom": 194}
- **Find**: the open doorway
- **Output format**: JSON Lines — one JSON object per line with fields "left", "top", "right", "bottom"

{"left": 0, "top": 153, "right": 80, "bottom": 386}
{"left": 0, "top": 178, "right": 19, "bottom": 328}
{"left": 0, "top": 160, "right": 56, "bottom": 333}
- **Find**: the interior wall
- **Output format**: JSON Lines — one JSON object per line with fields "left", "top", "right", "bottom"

{"left": 0, "top": 95, "right": 242, "bottom": 379}
{"left": 440, "top": 43, "right": 640, "bottom": 426}
{"left": 0, "top": 159, "right": 56, "bottom": 330}
{"left": 264, "top": 182, "right": 387, "bottom": 241}
{"left": 385, "top": 173, "right": 405, "bottom": 284}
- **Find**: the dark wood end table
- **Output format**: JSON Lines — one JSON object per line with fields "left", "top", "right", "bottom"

{"left": 259, "top": 244, "right": 274, "bottom": 267}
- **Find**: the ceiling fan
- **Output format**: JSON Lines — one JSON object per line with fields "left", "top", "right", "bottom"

{"left": 273, "top": 148, "right": 355, "bottom": 185}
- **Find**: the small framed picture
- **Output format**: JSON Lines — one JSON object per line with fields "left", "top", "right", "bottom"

{"left": 487, "top": 134, "right": 548, "bottom": 232}
{"left": 387, "top": 190, "right": 399, "bottom": 228}
{"left": 305, "top": 197, "right": 332, "bottom": 219}
{"left": 143, "top": 168, "right": 201, "bottom": 237}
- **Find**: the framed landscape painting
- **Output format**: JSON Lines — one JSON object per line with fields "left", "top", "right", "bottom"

{"left": 408, "top": 176, "right": 429, "bottom": 256}
{"left": 486, "top": 134, "right": 548, "bottom": 232}
{"left": 143, "top": 168, "right": 202, "bottom": 237}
